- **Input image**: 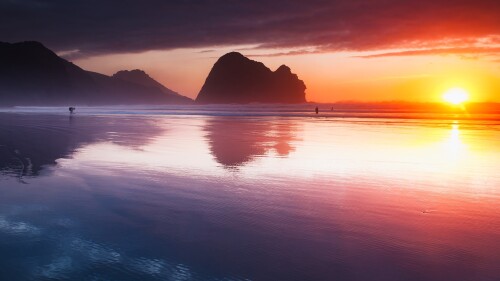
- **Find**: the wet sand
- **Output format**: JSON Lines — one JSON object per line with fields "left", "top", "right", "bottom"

{"left": 0, "top": 109, "right": 499, "bottom": 280}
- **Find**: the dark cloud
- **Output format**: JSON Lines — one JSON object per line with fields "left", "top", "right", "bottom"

{"left": 1, "top": 0, "right": 499, "bottom": 57}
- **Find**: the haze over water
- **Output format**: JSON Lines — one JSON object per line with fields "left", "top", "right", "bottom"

{"left": 0, "top": 106, "right": 499, "bottom": 281}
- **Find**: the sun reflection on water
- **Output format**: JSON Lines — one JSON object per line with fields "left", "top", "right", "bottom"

{"left": 444, "top": 122, "right": 467, "bottom": 156}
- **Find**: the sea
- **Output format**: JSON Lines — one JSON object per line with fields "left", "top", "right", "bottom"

{"left": 0, "top": 104, "right": 499, "bottom": 281}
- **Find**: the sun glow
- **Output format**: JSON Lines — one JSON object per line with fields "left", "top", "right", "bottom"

{"left": 442, "top": 87, "right": 469, "bottom": 105}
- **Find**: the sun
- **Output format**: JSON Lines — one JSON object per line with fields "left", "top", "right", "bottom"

{"left": 442, "top": 87, "right": 469, "bottom": 105}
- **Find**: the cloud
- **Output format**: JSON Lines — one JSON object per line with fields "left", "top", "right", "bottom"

{"left": 1, "top": 0, "right": 499, "bottom": 57}
{"left": 197, "top": 49, "right": 216, "bottom": 54}
{"left": 56, "top": 49, "right": 81, "bottom": 59}
{"left": 247, "top": 49, "right": 320, "bottom": 57}
{"left": 355, "top": 46, "right": 500, "bottom": 58}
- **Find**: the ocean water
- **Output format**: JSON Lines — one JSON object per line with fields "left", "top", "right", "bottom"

{"left": 0, "top": 106, "right": 499, "bottom": 281}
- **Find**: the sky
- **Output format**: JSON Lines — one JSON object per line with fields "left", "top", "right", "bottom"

{"left": 1, "top": 0, "right": 499, "bottom": 102}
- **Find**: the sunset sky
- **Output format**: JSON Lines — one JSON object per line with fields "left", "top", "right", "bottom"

{"left": 1, "top": 0, "right": 499, "bottom": 102}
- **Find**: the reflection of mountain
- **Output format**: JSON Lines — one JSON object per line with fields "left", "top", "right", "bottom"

{"left": 204, "top": 117, "right": 298, "bottom": 168}
{"left": 0, "top": 114, "right": 162, "bottom": 179}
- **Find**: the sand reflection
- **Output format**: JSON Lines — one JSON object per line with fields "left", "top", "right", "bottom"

{"left": 204, "top": 117, "right": 299, "bottom": 168}
{"left": 0, "top": 113, "right": 162, "bottom": 179}
{"left": 444, "top": 122, "right": 467, "bottom": 154}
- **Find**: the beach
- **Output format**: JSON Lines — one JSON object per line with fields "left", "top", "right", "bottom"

{"left": 0, "top": 106, "right": 499, "bottom": 280}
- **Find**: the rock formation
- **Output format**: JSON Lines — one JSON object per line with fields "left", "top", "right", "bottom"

{"left": 196, "top": 52, "right": 306, "bottom": 103}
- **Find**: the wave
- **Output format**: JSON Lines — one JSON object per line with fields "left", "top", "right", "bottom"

{"left": 1, "top": 104, "right": 499, "bottom": 122}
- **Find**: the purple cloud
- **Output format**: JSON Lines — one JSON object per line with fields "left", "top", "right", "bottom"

{"left": 1, "top": 0, "right": 499, "bottom": 57}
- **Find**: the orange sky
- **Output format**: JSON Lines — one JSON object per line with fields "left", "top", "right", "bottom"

{"left": 74, "top": 46, "right": 500, "bottom": 103}
{"left": 4, "top": 0, "right": 499, "bottom": 103}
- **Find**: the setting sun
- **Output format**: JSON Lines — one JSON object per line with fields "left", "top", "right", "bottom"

{"left": 443, "top": 87, "right": 469, "bottom": 105}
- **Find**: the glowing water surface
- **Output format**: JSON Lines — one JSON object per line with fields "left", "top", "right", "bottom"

{"left": 0, "top": 108, "right": 499, "bottom": 280}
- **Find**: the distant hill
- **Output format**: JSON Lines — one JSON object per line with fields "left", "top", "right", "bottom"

{"left": 196, "top": 52, "right": 306, "bottom": 104}
{"left": 0, "top": 41, "right": 192, "bottom": 106}
{"left": 113, "top": 69, "right": 191, "bottom": 103}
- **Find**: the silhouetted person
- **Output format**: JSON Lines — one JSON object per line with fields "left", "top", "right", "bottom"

{"left": 315, "top": 106, "right": 319, "bottom": 114}
{"left": 69, "top": 107, "right": 75, "bottom": 114}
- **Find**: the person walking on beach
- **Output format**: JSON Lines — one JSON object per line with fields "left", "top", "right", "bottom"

{"left": 69, "top": 107, "right": 75, "bottom": 114}
{"left": 315, "top": 106, "right": 319, "bottom": 114}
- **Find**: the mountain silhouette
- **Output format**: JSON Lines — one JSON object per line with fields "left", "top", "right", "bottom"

{"left": 196, "top": 52, "right": 306, "bottom": 103}
{"left": 113, "top": 69, "right": 191, "bottom": 103}
{"left": 0, "top": 41, "right": 192, "bottom": 105}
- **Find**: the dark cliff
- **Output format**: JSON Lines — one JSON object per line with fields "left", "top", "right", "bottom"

{"left": 0, "top": 41, "right": 191, "bottom": 105}
{"left": 196, "top": 52, "right": 306, "bottom": 104}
